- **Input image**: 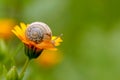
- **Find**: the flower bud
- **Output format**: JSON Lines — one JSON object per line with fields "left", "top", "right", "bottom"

{"left": 6, "top": 66, "right": 18, "bottom": 80}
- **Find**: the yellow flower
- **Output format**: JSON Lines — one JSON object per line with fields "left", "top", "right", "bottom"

{"left": 36, "top": 50, "right": 63, "bottom": 68}
{"left": 12, "top": 22, "right": 62, "bottom": 59}
{"left": 0, "top": 19, "right": 15, "bottom": 38}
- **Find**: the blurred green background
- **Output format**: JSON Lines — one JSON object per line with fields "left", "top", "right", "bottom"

{"left": 0, "top": 0, "right": 120, "bottom": 80}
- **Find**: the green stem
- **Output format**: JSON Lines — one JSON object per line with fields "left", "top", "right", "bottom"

{"left": 19, "top": 57, "right": 30, "bottom": 80}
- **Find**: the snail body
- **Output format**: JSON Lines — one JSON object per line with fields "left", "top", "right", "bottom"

{"left": 25, "top": 22, "right": 52, "bottom": 43}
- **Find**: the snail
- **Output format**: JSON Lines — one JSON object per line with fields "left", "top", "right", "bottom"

{"left": 25, "top": 22, "right": 52, "bottom": 43}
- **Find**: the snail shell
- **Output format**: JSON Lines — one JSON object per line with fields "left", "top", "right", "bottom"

{"left": 25, "top": 22, "right": 52, "bottom": 43}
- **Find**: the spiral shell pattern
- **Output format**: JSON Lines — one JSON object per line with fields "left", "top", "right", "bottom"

{"left": 25, "top": 22, "right": 52, "bottom": 43}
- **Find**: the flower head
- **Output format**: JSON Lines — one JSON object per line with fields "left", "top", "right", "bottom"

{"left": 36, "top": 50, "right": 63, "bottom": 68}
{"left": 12, "top": 22, "right": 62, "bottom": 59}
{"left": 0, "top": 19, "right": 15, "bottom": 38}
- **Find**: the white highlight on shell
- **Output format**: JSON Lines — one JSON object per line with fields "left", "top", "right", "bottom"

{"left": 25, "top": 22, "right": 52, "bottom": 43}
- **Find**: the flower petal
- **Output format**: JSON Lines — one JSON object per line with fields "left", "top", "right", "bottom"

{"left": 52, "top": 36, "right": 63, "bottom": 46}
{"left": 20, "top": 22, "right": 27, "bottom": 33}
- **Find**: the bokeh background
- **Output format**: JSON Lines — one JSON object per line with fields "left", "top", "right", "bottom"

{"left": 0, "top": 0, "right": 120, "bottom": 80}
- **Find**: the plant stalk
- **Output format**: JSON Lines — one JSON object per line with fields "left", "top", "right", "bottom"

{"left": 19, "top": 57, "right": 30, "bottom": 80}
